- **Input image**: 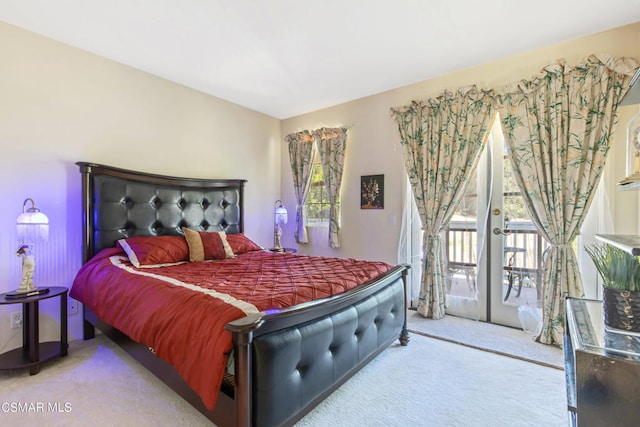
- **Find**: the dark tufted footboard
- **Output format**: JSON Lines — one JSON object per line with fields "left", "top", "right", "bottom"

{"left": 227, "top": 265, "right": 409, "bottom": 427}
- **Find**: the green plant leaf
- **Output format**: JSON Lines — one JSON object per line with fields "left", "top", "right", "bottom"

{"left": 585, "top": 244, "right": 640, "bottom": 292}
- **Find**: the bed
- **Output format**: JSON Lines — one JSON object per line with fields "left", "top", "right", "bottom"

{"left": 71, "top": 161, "right": 410, "bottom": 427}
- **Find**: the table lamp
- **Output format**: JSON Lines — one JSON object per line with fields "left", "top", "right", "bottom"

{"left": 272, "top": 200, "right": 288, "bottom": 252}
{"left": 7, "top": 198, "right": 50, "bottom": 298}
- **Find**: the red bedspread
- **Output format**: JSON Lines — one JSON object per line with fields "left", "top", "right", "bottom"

{"left": 70, "top": 248, "right": 392, "bottom": 409}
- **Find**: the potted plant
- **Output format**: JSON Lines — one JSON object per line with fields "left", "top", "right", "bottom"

{"left": 585, "top": 244, "right": 640, "bottom": 333}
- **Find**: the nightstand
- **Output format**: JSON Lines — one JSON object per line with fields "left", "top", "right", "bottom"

{"left": 0, "top": 286, "right": 68, "bottom": 375}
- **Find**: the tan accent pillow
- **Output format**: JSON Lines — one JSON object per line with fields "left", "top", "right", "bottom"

{"left": 218, "top": 231, "right": 235, "bottom": 259}
{"left": 182, "top": 228, "right": 234, "bottom": 262}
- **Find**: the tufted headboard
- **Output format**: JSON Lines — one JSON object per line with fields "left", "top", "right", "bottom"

{"left": 77, "top": 162, "right": 246, "bottom": 262}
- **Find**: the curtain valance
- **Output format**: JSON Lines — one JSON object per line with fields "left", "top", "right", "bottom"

{"left": 498, "top": 54, "right": 638, "bottom": 98}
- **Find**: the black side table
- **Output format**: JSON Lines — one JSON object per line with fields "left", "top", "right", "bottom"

{"left": 0, "top": 286, "right": 68, "bottom": 375}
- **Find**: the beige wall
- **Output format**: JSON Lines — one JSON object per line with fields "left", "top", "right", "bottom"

{"left": 0, "top": 22, "right": 282, "bottom": 344}
{"left": 281, "top": 22, "right": 640, "bottom": 291}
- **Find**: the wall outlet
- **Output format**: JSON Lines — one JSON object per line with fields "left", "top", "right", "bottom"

{"left": 10, "top": 311, "right": 23, "bottom": 329}
{"left": 68, "top": 298, "right": 79, "bottom": 316}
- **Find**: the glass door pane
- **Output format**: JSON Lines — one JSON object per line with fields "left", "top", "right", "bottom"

{"left": 489, "top": 120, "right": 544, "bottom": 328}
{"left": 501, "top": 156, "right": 546, "bottom": 308}
{"left": 444, "top": 136, "right": 488, "bottom": 321}
{"left": 446, "top": 177, "right": 479, "bottom": 300}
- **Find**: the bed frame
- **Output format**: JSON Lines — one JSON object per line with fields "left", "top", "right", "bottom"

{"left": 76, "top": 161, "right": 409, "bottom": 427}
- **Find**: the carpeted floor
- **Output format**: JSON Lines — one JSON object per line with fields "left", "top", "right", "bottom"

{"left": 0, "top": 329, "right": 567, "bottom": 426}
{"left": 406, "top": 311, "right": 564, "bottom": 370}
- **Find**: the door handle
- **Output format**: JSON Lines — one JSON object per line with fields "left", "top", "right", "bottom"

{"left": 493, "top": 227, "right": 511, "bottom": 236}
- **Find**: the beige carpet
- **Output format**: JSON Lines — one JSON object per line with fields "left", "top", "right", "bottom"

{"left": 407, "top": 311, "right": 564, "bottom": 370}
{"left": 0, "top": 331, "right": 567, "bottom": 426}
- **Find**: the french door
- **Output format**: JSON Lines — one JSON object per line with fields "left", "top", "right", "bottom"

{"left": 444, "top": 121, "right": 544, "bottom": 328}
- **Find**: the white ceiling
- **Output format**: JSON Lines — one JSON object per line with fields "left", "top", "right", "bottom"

{"left": 1, "top": 1, "right": 639, "bottom": 119}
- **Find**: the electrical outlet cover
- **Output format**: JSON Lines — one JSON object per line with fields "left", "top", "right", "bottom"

{"left": 10, "top": 311, "right": 23, "bottom": 329}
{"left": 68, "top": 299, "right": 79, "bottom": 315}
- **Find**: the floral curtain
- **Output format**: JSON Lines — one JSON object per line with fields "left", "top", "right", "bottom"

{"left": 314, "top": 127, "right": 348, "bottom": 248}
{"left": 286, "top": 130, "right": 316, "bottom": 244}
{"left": 391, "top": 87, "right": 496, "bottom": 319}
{"left": 498, "top": 54, "right": 638, "bottom": 346}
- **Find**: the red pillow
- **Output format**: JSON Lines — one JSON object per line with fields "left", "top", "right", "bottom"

{"left": 117, "top": 235, "right": 189, "bottom": 267}
{"left": 225, "top": 233, "right": 263, "bottom": 255}
{"left": 182, "top": 228, "right": 233, "bottom": 262}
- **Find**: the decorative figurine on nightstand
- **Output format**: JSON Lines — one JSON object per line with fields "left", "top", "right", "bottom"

{"left": 16, "top": 244, "right": 36, "bottom": 292}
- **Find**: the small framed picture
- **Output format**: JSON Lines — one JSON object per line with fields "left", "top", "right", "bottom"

{"left": 361, "top": 174, "right": 384, "bottom": 209}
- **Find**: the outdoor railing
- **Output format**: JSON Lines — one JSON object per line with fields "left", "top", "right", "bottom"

{"left": 446, "top": 220, "right": 547, "bottom": 300}
{"left": 447, "top": 221, "right": 478, "bottom": 267}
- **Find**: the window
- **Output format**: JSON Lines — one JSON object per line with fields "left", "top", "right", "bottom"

{"left": 502, "top": 151, "right": 527, "bottom": 222}
{"left": 304, "top": 151, "right": 339, "bottom": 225}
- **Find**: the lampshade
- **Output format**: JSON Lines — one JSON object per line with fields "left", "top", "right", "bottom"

{"left": 275, "top": 200, "right": 288, "bottom": 226}
{"left": 16, "top": 198, "right": 49, "bottom": 243}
